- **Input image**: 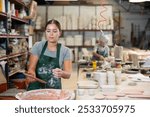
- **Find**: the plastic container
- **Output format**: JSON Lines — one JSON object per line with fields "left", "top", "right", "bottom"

{"left": 92, "top": 61, "right": 97, "bottom": 70}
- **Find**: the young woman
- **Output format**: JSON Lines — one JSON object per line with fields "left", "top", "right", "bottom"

{"left": 26, "top": 19, "right": 72, "bottom": 90}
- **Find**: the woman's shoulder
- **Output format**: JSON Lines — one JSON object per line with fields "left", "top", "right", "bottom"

{"left": 33, "top": 40, "right": 46, "bottom": 48}
{"left": 59, "top": 43, "right": 69, "bottom": 50}
{"left": 59, "top": 43, "right": 71, "bottom": 54}
{"left": 104, "top": 45, "right": 110, "bottom": 51}
{"left": 34, "top": 40, "right": 46, "bottom": 46}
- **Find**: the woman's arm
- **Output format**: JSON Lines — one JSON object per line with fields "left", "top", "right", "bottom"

{"left": 62, "top": 60, "right": 72, "bottom": 78}
{"left": 28, "top": 54, "right": 38, "bottom": 75}
{"left": 25, "top": 54, "right": 39, "bottom": 86}
{"left": 52, "top": 60, "right": 72, "bottom": 79}
{"left": 92, "top": 51, "right": 104, "bottom": 60}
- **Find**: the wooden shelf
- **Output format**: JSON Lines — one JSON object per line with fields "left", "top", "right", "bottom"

{"left": 67, "top": 45, "right": 94, "bottom": 48}
{"left": 0, "top": 0, "right": 29, "bottom": 89}
{"left": 34, "top": 29, "right": 113, "bottom": 32}
{"left": 0, "top": 34, "right": 7, "bottom": 38}
{"left": 0, "top": 12, "right": 28, "bottom": 24}
{"left": 44, "top": 4, "right": 113, "bottom": 6}
{"left": 0, "top": 12, "right": 7, "bottom": 17}
{"left": 9, "top": 0, "right": 28, "bottom": 9}
{"left": 63, "top": 29, "right": 114, "bottom": 31}
{"left": 11, "top": 15, "right": 29, "bottom": 24}
{"left": 0, "top": 52, "right": 28, "bottom": 61}
{"left": 0, "top": 34, "right": 29, "bottom": 38}
{"left": 9, "top": 69, "right": 22, "bottom": 77}
{"left": 8, "top": 52, "right": 28, "bottom": 59}
{"left": 0, "top": 56, "right": 7, "bottom": 61}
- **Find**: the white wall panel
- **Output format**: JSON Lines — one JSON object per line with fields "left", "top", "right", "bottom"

{"left": 37, "top": 6, "right": 46, "bottom": 26}
{"left": 96, "top": 6, "right": 114, "bottom": 30}
{"left": 64, "top": 6, "right": 79, "bottom": 16}
{"left": 80, "top": 6, "right": 96, "bottom": 29}
{"left": 48, "top": 6, "right": 63, "bottom": 20}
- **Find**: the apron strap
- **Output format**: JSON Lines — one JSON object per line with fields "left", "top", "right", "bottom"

{"left": 39, "top": 41, "right": 48, "bottom": 59}
{"left": 39, "top": 41, "right": 61, "bottom": 66}
{"left": 56, "top": 43, "right": 61, "bottom": 59}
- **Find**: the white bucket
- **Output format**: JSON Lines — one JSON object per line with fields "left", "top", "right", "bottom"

{"left": 93, "top": 71, "right": 107, "bottom": 86}
{"left": 107, "top": 70, "right": 116, "bottom": 85}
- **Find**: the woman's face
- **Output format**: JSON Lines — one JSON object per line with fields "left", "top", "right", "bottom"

{"left": 45, "top": 24, "right": 61, "bottom": 43}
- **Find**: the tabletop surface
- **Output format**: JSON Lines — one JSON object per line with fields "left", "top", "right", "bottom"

{"left": 76, "top": 68, "right": 150, "bottom": 100}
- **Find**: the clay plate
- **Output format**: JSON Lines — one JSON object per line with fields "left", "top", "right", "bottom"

{"left": 15, "top": 89, "right": 73, "bottom": 100}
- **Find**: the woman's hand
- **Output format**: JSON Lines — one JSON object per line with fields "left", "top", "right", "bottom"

{"left": 25, "top": 72, "right": 36, "bottom": 87}
{"left": 99, "top": 55, "right": 105, "bottom": 61}
{"left": 52, "top": 68, "right": 64, "bottom": 78}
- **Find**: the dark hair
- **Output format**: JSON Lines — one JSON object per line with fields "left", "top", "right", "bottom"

{"left": 45, "top": 19, "right": 61, "bottom": 31}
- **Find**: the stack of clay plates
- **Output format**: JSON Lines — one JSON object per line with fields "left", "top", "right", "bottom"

{"left": 77, "top": 80, "right": 98, "bottom": 89}
{"left": 100, "top": 85, "right": 117, "bottom": 92}
{"left": 119, "top": 89, "right": 150, "bottom": 99}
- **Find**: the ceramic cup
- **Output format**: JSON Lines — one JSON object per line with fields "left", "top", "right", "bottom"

{"left": 88, "top": 89, "right": 95, "bottom": 96}
{"left": 114, "top": 69, "right": 122, "bottom": 85}
{"left": 78, "top": 89, "right": 85, "bottom": 96}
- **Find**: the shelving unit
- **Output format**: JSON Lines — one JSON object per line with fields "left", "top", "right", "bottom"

{"left": 34, "top": 4, "right": 114, "bottom": 62}
{"left": 0, "top": 0, "right": 29, "bottom": 88}
{"left": 0, "top": 34, "right": 28, "bottom": 38}
{"left": 34, "top": 28, "right": 113, "bottom": 43}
